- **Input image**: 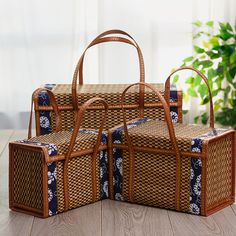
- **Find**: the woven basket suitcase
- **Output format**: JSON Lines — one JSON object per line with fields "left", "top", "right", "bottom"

{"left": 108, "top": 67, "right": 235, "bottom": 216}
{"left": 9, "top": 89, "right": 109, "bottom": 218}
{"left": 34, "top": 30, "right": 182, "bottom": 136}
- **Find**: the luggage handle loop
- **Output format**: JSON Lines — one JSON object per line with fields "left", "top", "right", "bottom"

{"left": 64, "top": 97, "right": 108, "bottom": 211}
{"left": 72, "top": 30, "right": 145, "bottom": 116}
{"left": 121, "top": 82, "right": 181, "bottom": 211}
{"left": 28, "top": 88, "right": 62, "bottom": 139}
{"left": 164, "top": 66, "right": 214, "bottom": 128}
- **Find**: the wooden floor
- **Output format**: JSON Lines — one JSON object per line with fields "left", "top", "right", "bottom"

{"left": 1, "top": 130, "right": 236, "bottom": 236}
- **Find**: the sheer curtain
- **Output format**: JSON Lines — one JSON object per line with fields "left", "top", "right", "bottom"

{"left": 0, "top": 0, "right": 235, "bottom": 129}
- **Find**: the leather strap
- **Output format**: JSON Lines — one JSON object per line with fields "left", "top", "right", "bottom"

{"left": 28, "top": 88, "right": 61, "bottom": 139}
{"left": 72, "top": 30, "right": 145, "bottom": 116}
{"left": 121, "top": 82, "right": 181, "bottom": 211}
{"left": 79, "top": 29, "right": 143, "bottom": 85}
{"left": 164, "top": 66, "right": 214, "bottom": 128}
{"left": 63, "top": 97, "right": 108, "bottom": 211}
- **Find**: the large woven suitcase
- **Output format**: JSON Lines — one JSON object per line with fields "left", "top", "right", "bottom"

{"left": 9, "top": 89, "right": 109, "bottom": 218}
{"left": 34, "top": 30, "right": 182, "bottom": 136}
{"left": 108, "top": 68, "right": 235, "bottom": 216}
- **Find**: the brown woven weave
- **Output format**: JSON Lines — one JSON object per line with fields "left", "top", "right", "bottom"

{"left": 10, "top": 95, "right": 109, "bottom": 218}
{"left": 35, "top": 83, "right": 182, "bottom": 133}
{"left": 109, "top": 120, "right": 235, "bottom": 216}
{"left": 108, "top": 79, "right": 235, "bottom": 216}
{"left": 30, "top": 130, "right": 99, "bottom": 155}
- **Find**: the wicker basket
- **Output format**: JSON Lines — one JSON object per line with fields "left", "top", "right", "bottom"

{"left": 108, "top": 68, "right": 235, "bottom": 216}
{"left": 9, "top": 89, "right": 109, "bottom": 218}
{"left": 33, "top": 30, "right": 182, "bottom": 136}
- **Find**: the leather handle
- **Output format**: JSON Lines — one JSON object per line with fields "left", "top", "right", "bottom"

{"left": 63, "top": 97, "right": 108, "bottom": 211}
{"left": 121, "top": 82, "right": 181, "bottom": 211}
{"left": 73, "top": 29, "right": 144, "bottom": 86}
{"left": 72, "top": 31, "right": 145, "bottom": 116}
{"left": 28, "top": 88, "right": 61, "bottom": 139}
{"left": 164, "top": 66, "right": 214, "bottom": 128}
{"left": 90, "top": 29, "right": 140, "bottom": 47}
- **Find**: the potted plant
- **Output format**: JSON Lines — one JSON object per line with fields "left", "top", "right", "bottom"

{"left": 176, "top": 21, "right": 236, "bottom": 129}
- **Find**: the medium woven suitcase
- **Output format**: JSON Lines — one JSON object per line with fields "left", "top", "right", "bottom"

{"left": 9, "top": 89, "right": 109, "bottom": 218}
{"left": 108, "top": 68, "right": 235, "bottom": 216}
{"left": 34, "top": 30, "right": 182, "bottom": 136}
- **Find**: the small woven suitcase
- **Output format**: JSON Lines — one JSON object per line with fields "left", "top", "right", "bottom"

{"left": 34, "top": 30, "right": 182, "bottom": 136}
{"left": 108, "top": 67, "right": 235, "bottom": 216}
{"left": 9, "top": 88, "right": 109, "bottom": 218}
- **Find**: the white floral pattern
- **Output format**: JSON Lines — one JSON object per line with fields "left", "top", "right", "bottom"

{"left": 170, "top": 111, "right": 178, "bottom": 123}
{"left": 40, "top": 116, "right": 50, "bottom": 129}
{"left": 115, "top": 193, "right": 124, "bottom": 201}
{"left": 190, "top": 203, "right": 200, "bottom": 215}
{"left": 47, "top": 144, "right": 58, "bottom": 156}
{"left": 48, "top": 189, "right": 53, "bottom": 202}
{"left": 116, "top": 157, "right": 123, "bottom": 175}
{"left": 103, "top": 181, "right": 108, "bottom": 197}
{"left": 48, "top": 169, "right": 56, "bottom": 185}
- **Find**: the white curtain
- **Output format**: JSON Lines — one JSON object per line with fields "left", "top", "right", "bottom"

{"left": 0, "top": 0, "right": 235, "bottom": 129}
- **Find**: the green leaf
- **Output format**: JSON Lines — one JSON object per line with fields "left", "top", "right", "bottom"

{"left": 206, "top": 51, "right": 220, "bottom": 59}
{"left": 216, "top": 65, "right": 224, "bottom": 77}
{"left": 201, "top": 96, "right": 210, "bottom": 105}
{"left": 214, "top": 99, "right": 223, "bottom": 112}
{"left": 219, "top": 23, "right": 233, "bottom": 40}
{"left": 212, "top": 90, "right": 219, "bottom": 97}
{"left": 209, "top": 37, "right": 219, "bottom": 47}
{"left": 224, "top": 86, "right": 231, "bottom": 104}
{"left": 186, "top": 77, "right": 194, "bottom": 84}
{"left": 194, "top": 45, "right": 205, "bottom": 54}
{"left": 198, "top": 84, "right": 208, "bottom": 99}
{"left": 201, "top": 112, "right": 209, "bottom": 125}
{"left": 207, "top": 68, "right": 217, "bottom": 80}
{"left": 198, "top": 60, "right": 213, "bottom": 68}
{"left": 226, "top": 71, "right": 233, "bottom": 83}
{"left": 193, "top": 20, "right": 202, "bottom": 27}
{"left": 194, "top": 116, "right": 199, "bottom": 124}
{"left": 182, "top": 110, "right": 188, "bottom": 115}
{"left": 183, "top": 56, "right": 194, "bottom": 63}
{"left": 193, "top": 59, "right": 200, "bottom": 68}
{"left": 206, "top": 21, "right": 214, "bottom": 27}
{"left": 194, "top": 75, "right": 202, "bottom": 86}
{"left": 173, "top": 75, "right": 179, "bottom": 84}
{"left": 230, "top": 52, "right": 236, "bottom": 64}
{"left": 226, "top": 22, "right": 233, "bottom": 32}
{"left": 187, "top": 88, "right": 198, "bottom": 97}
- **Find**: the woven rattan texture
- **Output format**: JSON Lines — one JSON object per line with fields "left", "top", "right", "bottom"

{"left": 56, "top": 153, "right": 101, "bottom": 212}
{"left": 12, "top": 148, "right": 43, "bottom": 210}
{"left": 121, "top": 150, "right": 190, "bottom": 211}
{"left": 30, "top": 131, "right": 98, "bottom": 155}
{"left": 206, "top": 135, "right": 233, "bottom": 208}
{"left": 127, "top": 120, "right": 212, "bottom": 152}
{"left": 53, "top": 84, "right": 166, "bottom": 105}
{"left": 51, "top": 110, "right": 75, "bottom": 132}
{"left": 48, "top": 84, "right": 180, "bottom": 131}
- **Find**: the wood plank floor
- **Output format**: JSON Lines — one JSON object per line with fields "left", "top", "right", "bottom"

{"left": 0, "top": 130, "right": 235, "bottom": 236}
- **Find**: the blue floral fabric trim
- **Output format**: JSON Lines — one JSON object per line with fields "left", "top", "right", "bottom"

{"left": 189, "top": 128, "right": 227, "bottom": 215}
{"left": 112, "top": 118, "right": 149, "bottom": 200}
{"left": 170, "top": 86, "right": 178, "bottom": 123}
{"left": 18, "top": 140, "right": 58, "bottom": 216}
{"left": 38, "top": 84, "right": 179, "bottom": 135}
{"left": 38, "top": 84, "right": 56, "bottom": 135}
{"left": 78, "top": 129, "right": 108, "bottom": 199}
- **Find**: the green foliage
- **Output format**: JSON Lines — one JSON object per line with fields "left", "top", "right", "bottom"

{"left": 181, "top": 21, "right": 236, "bottom": 129}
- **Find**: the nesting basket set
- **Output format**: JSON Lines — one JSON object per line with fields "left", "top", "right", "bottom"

{"left": 9, "top": 30, "right": 235, "bottom": 218}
